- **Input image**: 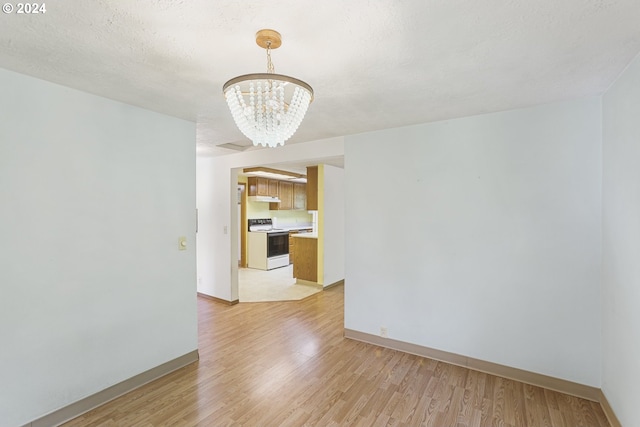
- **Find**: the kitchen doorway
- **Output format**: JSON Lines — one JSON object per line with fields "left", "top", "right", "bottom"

{"left": 236, "top": 168, "right": 319, "bottom": 303}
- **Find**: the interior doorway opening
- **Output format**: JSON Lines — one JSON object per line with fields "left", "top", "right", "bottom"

{"left": 233, "top": 165, "right": 320, "bottom": 303}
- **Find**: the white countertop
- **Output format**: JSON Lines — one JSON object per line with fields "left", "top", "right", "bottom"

{"left": 278, "top": 224, "right": 313, "bottom": 231}
{"left": 249, "top": 226, "right": 313, "bottom": 233}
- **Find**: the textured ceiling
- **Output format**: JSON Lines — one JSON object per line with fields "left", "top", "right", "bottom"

{"left": 2, "top": 0, "right": 640, "bottom": 156}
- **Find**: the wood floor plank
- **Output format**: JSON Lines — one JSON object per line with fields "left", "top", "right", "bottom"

{"left": 492, "top": 376, "right": 507, "bottom": 426}
{"left": 60, "top": 285, "right": 609, "bottom": 427}
{"left": 480, "top": 397, "right": 495, "bottom": 427}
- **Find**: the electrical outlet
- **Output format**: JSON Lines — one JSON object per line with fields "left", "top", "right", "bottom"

{"left": 380, "top": 327, "right": 388, "bottom": 338}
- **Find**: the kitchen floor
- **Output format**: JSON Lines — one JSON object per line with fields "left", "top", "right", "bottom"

{"left": 238, "top": 264, "right": 321, "bottom": 302}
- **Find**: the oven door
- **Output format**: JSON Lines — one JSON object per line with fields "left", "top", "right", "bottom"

{"left": 267, "top": 232, "right": 289, "bottom": 258}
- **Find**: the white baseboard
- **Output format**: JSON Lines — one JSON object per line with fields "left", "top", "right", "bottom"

{"left": 344, "top": 329, "right": 600, "bottom": 402}
{"left": 599, "top": 389, "right": 622, "bottom": 427}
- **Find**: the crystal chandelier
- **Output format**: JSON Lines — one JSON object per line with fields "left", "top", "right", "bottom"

{"left": 223, "top": 29, "right": 314, "bottom": 148}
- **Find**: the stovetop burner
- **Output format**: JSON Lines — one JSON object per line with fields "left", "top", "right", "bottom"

{"left": 248, "top": 218, "right": 275, "bottom": 232}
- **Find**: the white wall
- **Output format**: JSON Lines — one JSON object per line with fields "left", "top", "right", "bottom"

{"left": 0, "top": 68, "right": 197, "bottom": 426}
{"left": 196, "top": 137, "right": 344, "bottom": 301}
{"left": 344, "top": 98, "right": 602, "bottom": 386}
{"left": 322, "top": 164, "right": 345, "bottom": 286}
{"left": 602, "top": 52, "right": 640, "bottom": 426}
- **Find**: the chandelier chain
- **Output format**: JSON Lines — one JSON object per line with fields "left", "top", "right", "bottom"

{"left": 266, "top": 41, "right": 275, "bottom": 74}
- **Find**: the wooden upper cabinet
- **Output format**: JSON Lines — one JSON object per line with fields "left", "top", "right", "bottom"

{"left": 248, "top": 176, "right": 269, "bottom": 196}
{"left": 249, "top": 174, "right": 305, "bottom": 211}
{"left": 306, "top": 166, "right": 318, "bottom": 211}
{"left": 268, "top": 179, "right": 279, "bottom": 197}
{"left": 293, "top": 183, "right": 306, "bottom": 210}
{"left": 271, "top": 181, "right": 293, "bottom": 210}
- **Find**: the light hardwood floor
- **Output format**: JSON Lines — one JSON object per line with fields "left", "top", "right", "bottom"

{"left": 63, "top": 285, "right": 610, "bottom": 426}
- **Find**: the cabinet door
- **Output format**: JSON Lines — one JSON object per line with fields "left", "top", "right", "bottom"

{"left": 248, "top": 176, "right": 270, "bottom": 196}
{"left": 270, "top": 181, "right": 293, "bottom": 210}
{"left": 268, "top": 179, "right": 279, "bottom": 197}
{"left": 288, "top": 231, "right": 297, "bottom": 265}
{"left": 246, "top": 177, "right": 272, "bottom": 196}
{"left": 247, "top": 177, "right": 258, "bottom": 196}
{"left": 293, "top": 237, "right": 317, "bottom": 282}
{"left": 278, "top": 181, "right": 293, "bottom": 210}
{"left": 293, "top": 183, "right": 306, "bottom": 210}
{"left": 306, "top": 166, "right": 318, "bottom": 210}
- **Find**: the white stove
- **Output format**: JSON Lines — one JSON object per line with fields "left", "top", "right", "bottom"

{"left": 247, "top": 219, "right": 289, "bottom": 270}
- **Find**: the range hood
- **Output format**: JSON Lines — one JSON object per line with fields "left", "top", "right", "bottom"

{"left": 248, "top": 195, "right": 281, "bottom": 203}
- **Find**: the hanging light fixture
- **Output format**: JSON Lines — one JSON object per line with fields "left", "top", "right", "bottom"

{"left": 223, "top": 29, "right": 314, "bottom": 148}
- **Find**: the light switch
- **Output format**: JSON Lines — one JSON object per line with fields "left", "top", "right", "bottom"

{"left": 223, "top": 226, "right": 228, "bottom": 234}
{"left": 178, "top": 236, "right": 187, "bottom": 251}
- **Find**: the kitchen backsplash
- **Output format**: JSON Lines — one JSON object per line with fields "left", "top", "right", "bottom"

{"left": 247, "top": 199, "right": 312, "bottom": 224}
